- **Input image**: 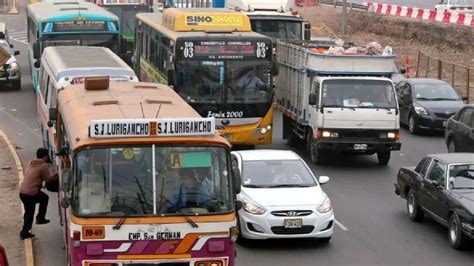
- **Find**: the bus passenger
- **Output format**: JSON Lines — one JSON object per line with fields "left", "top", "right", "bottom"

{"left": 237, "top": 69, "right": 265, "bottom": 93}
{"left": 166, "top": 169, "right": 210, "bottom": 213}
{"left": 19, "top": 148, "right": 58, "bottom": 240}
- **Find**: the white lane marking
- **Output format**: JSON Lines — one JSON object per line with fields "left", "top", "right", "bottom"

{"left": 335, "top": 219, "right": 348, "bottom": 231}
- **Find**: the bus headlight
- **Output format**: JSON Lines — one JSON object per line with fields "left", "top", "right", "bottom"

{"left": 256, "top": 125, "right": 272, "bottom": 135}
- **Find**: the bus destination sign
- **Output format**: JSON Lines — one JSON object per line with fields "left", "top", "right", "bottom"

{"left": 89, "top": 118, "right": 216, "bottom": 138}
{"left": 51, "top": 20, "right": 108, "bottom": 32}
{"left": 177, "top": 40, "right": 271, "bottom": 60}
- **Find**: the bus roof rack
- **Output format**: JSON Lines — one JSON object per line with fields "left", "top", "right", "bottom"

{"left": 84, "top": 76, "right": 109, "bottom": 91}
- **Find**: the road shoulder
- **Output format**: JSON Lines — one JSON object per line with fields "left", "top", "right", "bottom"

{"left": 0, "top": 129, "right": 34, "bottom": 266}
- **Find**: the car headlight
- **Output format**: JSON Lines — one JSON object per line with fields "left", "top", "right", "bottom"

{"left": 243, "top": 201, "right": 266, "bottom": 215}
{"left": 7, "top": 62, "right": 20, "bottom": 74}
{"left": 256, "top": 125, "right": 272, "bottom": 135}
{"left": 414, "top": 106, "right": 428, "bottom": 116}
{"left": 317, "top": 196, "right": 332, "bottom": 214}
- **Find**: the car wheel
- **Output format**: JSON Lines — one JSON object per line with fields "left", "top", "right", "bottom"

{"left": 407, "top": 190, "right": 424, "bottom": 222}
{"left": 377, "top": 152, "right": 391, "bottom": 165}
{"left": 12, "top": 79, "right": 21, "bottom": 90}
{"left": 448, "top": 213, "right": 467, "bottom": 250}
{"left": 447, "top": 139, "right": 456, "bottom": 153}
{"left": 408, "top": 115, "right": 419, "bottom": 135}
{"left": 319, "top": 236, "right": 331, "bottom": 243}
{"left": 307, "top": 132, "right": 323, "bottom": 165}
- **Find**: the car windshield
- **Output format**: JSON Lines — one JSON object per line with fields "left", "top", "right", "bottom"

{"left": 448, "top": 0, "right": 470, "bottom": 5}
{"left": 73, "top": 146, "right": 233, "bottom": 216}
{"left": 321, "top": 79, "right": 397, "bottom": 108}
{"left": 250, "top": 20, "right": 302, "bottom": 40}
{"left": 0, "top": 41, "right": 12, "bottom": 54}
{"left": 242, "top": 159, "right": 317, "bottom": 188}
{"left": 449, "top": 164, "right": 474, "bottom": 189}
{"left": 413, "top": 83, "right": 460, "bottom": 101}
{"left": 43, "top": 34, "right": 120, "bottom": 54}
{"left": 176, "top": 60, "right": 272, "bottom": 104}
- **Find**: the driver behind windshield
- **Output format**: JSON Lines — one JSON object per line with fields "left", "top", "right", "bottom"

{"left": 166, "top": 169, "right": 210, "bottom": 213}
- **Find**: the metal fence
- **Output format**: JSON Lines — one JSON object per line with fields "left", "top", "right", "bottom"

{"left": 415, "top": 50, "right": 473, "bottom": 103}
{"left": 0, "top": 0, "right": 19, "bottom": 14}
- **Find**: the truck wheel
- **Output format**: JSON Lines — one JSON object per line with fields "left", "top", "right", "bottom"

{"left": 448, "top": 213, "right": 467, "bottom": 250}
{"left": 11, "top": 79, "right": 21, "bottom": 90}
{"left": 377, "top": 152, "right": 391, "bottom": 165}
{"left": 307, "top": 133, "right": 322, "bottom": 165}
{"left": 447, "top": 139, "right": 456, "bottom": 153}
{"left": 408, "top": 115, "right": 419, "bottom": 135}
{"left": 287, "top": 131, "right": 298, "bottom": 147}
{"left": 407, "top": 190, "right": 424, "bottom": 222}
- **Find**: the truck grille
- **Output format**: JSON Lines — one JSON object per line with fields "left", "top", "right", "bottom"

{"left": 271, "top": 226, "right": 315, "bottom": 235}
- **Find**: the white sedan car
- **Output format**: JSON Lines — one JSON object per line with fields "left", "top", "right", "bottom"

{"left": 231, "top": 149, "right": 334, "bottom": 242}
{"left": 435, "top": 0, "right": 473, "bottom": 13}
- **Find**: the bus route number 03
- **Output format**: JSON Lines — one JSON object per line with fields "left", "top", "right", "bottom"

{"left": 256, "top": 42, "right": 267, "bottom": 59}
{"left": 184, "top": 42, "right": 194, "bottom": 58}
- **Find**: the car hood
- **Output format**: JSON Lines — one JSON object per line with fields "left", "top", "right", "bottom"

{"left": 450, "top": 189, "right": 474, "bottom": 214}
{"left": 239, "top": 186, "right": 325, "bottom": 207}
{"left": 415, "top": 100, "right": 464, "bottom": 112}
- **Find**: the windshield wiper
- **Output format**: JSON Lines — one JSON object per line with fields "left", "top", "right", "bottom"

{"left": 243, "top": 184, "right": 267, "bottom": 188}
{"left": 268, "top": 184, "right": 311, "bottom": 188}
{"left": 160, "top": 194, "right": 198, "bottom": 228}
{"left": 430, "top": 98, "right": 458, "bottom": 101}
{"left": 416, "top": 97, "right": 431, "bottom": 101}
{"left": 323, "top": 105, "right": 356, "bottom": 111}
{"left": 113, "top": 210, "right": 129, "bottom": 230}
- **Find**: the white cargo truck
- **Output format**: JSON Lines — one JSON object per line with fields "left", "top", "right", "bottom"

{"left": 275, "top": 39, "right": 401, "bottom": 165}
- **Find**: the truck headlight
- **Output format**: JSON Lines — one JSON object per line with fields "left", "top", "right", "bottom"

{"left": 414, "top": 106, "right": 428, "bottom": 116}
{"left": 243, "top": 201, "right": 266, "bottom": 215}
{"left": 380, "top": 132, "right": 399, "bottom": 140}
{"left": 7, "top": 62, "right": 20, "bottom": 75}
{"left": 322, "top": 131, "right": 338, "bottom": 138}
{"left": 256, "top": 125, "right": 272, "bottom": 135}
{"left": 317, "top": 196, "right": 332, "bottom": 214}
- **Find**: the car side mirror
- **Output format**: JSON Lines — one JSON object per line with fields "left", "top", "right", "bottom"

{"left": 309, "top": 93, "right": 318, "bottom": 106}
{"left": 319, "top": 175, "right": 330, "bottom": 184}
{"left": 461, "top": 96, "right": 468, "bottom": 101}
{"left": 14, "top": 51, "right": 19, "bottom": 56}
{"left": 235, "top": 200, "right": 243, "bottom": 211}
{"left": 33, "top": 42, "right": 41, "bottom": 60}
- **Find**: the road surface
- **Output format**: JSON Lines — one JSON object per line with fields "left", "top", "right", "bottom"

{"left": 1, "top": 1, "right": 473, "bottom": 265}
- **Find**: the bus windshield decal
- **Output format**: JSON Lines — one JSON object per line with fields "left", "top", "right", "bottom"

{"left": 169, "top": 152, "right": 212, "bottom": 169}
{"left": 89, "top": 118, "right": 216, "bottom": 138}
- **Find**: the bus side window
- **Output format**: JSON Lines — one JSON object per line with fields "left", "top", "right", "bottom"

{"left": 40, "top": 66, "right": 48, "bottom": 98}
{"left": 44, "top": 76, "right": 51, "bottom": 104}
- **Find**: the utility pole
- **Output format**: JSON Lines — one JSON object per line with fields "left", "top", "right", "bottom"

{"left": 341, "top": 0, "right": 347, "bottom": 35}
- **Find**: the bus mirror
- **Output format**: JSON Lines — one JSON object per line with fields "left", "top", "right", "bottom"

{"left": 167, "top": 69, "right": 175, "bottom": 86}
{"left": 49, "top": 108, "right": 57, "bottom": 121}
{"left": 34, "top": 60, "right": 41, "bottom": 69}
{"left": 33, "top": 42, "right": 41, "bottom": 59}
{"left": 232, "top": 166, "right": 241, "bottom": 195}
{"left": 309, "top": 93, "right": 318, "bottom": 106}
{"left": 60, "top": 169, "right": 72, "bottom": 208}
{"left": 304, "top": 22, "right": 311, "bottom": 41}
{"left": 60, "top": 198, "right": 70, "bottom": 209}
{"left": 272, "top": 61, "right": 279, "bottom": 76}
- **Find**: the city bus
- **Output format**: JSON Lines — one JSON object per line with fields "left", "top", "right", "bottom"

{"left": 134, "top": 8, "right": 274, "bottom": 146}
{"left": 37, "top": 46, "right": 138, "bottom": 158}
{"left": 27, "top": 0, "right": 121, "bottom": 92}
{"left": 92, "top": 0, "right": 152, "bottom": 65}
{"left": 53, "top": 77, "right": 240, "bottom": 266}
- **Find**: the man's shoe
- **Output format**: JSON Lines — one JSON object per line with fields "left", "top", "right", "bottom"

{"left": 36, "top": 218, "right": 50, "bottom": 225}
{"left": 20, "top": 232, "right": 35, "bottom": 240}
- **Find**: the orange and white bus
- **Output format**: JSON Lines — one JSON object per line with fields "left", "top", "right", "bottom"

{"left": 134, "top": 8, "right": 274, "bottom": 147}
{"left": 53, "top": 77, "right": 240, "bottom": 266}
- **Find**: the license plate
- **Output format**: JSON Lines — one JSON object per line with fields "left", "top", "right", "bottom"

{"left": 443, "top": 121, "right": 447, "bottom": 127}
{"left": 284, "top": 218, "right": 302, "bottom": 229}
{"left": 354, "top": 144, "right": 367, "bottom": 150}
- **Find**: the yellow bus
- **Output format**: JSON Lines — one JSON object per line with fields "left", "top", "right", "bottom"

{"left": 53, "top": 77, "right": 240, "bottom": 265}
{"left": 134, "top": 8, "right": 274, "bottom": 147}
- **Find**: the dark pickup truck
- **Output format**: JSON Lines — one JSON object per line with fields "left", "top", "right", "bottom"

{"left": 395, "top": 153, "right": 474, "bottom": 250}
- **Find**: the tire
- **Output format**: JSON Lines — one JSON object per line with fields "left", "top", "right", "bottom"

{"left": 319, "top": 236, "right": 332, "bottom": 243}
{"left": 407, "top": 190, "right": 424, "bottom": 222}
{"left": 236, "top": 216, "right": 247, "bottom": 245}
{"left": 306, "top": 131, "right": 322, "bottom": 165}
{"left": 377, "top": 152, "right": 391, "bottom": 165}
{"left": 11, "top": 79, "right": 21, "bottom": 90}
{"left": 408, "top": 115, "right": 419, "bottom": 135}
{"left": 287, "top": 130, "right": 298, "bottom": 147}
{"left": 448, "top": 213, "right": 467, "bottom": 250}
{"left": 447, "top": 139, "right": 456, "bottom": 153}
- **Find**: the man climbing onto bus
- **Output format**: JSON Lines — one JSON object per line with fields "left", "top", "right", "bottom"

{"left": 19, "top": 148, "right": 58, "bottom": 240}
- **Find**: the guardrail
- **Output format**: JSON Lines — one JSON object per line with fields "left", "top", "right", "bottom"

{"left": 318, "top": 0, "right": 368, "bottom": 11}
{"left": 0, "top": 0, "right": 19, "bottom": 14}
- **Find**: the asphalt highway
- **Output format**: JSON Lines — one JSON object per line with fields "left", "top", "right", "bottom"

{"left": 1, "top": 1, "right": 474, "bottom": 265}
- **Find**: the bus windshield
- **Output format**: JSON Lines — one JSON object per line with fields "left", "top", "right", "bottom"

{"left": 176, "top": 60, "right": 272, "bottom": 104}
{"left": 250, "top": 20, "right": 302, "bottom": 40}
{"left": 43, "top": 34, "right": 119, "bottom": 53}
{"left": 321, "top": 79, "right": 397, "bottom": 109}
{"left": 73, "top": 146, "right": 233, "bottom": 217}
